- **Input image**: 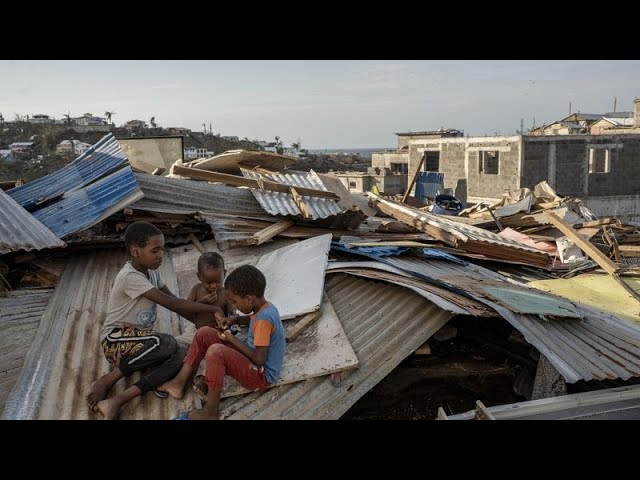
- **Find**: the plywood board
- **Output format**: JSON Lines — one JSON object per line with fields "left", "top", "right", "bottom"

{"left": 220, "top": 292, "right": 359, "bottom": 398}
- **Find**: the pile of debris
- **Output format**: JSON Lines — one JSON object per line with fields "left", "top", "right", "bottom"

{"left": 2, "top": 132, "right": 640, "bottom": 420}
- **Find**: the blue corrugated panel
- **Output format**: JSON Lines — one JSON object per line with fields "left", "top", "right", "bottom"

{"left": 7, "top": 134, "right": 127, "bottom": 211}
{"left": 32, "top": 167, "right": 143, "bottom": 238}
{"left": 414, "top": 171, "right": 444, "bottom": 202}
{"left": 353, "top": 246, "right": 409, "bottom": 257}
{"left": 422, "top": 248, "right": 468, "bottom": 265}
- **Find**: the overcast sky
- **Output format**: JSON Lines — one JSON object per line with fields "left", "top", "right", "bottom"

{"left": 1, "top": 60, "right": 638, "bottom": 149}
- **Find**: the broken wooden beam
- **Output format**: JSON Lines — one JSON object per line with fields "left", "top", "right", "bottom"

{"left": 286, "top": 309, "right": 322, "bottom": 343}
{"left": 545, "top": 211, "right": 620, "bottom": 275}
{"left": 172, "top": 165, "right": 340, "bottom": 200}
{"left": 402, "top": 153, "right": 427, "bottom": 203}
{"left": 474, "top": 400, "right": 496, "bottom": 420}
{"left": 289, "top": 187, "right": 312, "bottom": 219}
{"left": 188, "top": 233, "right": 206, "bottom": 254}
{"left": 251, "top": 220, "right": 295, "bottom": 246}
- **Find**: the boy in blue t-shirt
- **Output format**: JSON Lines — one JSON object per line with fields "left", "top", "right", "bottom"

{"left": 159, "top": 265, "right": 285, "bottom": 420}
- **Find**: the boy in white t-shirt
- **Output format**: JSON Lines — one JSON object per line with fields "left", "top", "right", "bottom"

{"left": 86, "top": 222, "right": 224, "bottom": 420}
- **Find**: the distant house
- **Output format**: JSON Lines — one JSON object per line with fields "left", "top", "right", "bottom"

{"left": 222, "top": 135, "right": 239, "bottom": 141}
{"left": 9, "top": 142, "right": 34, "bottom": 152}
{"left": 184, "top": 146, "right": 207, "bottom": 160}
{"left": 530, "top": 121, "right": 584, "bottom": 136}
{"left": 590, "top": 117, "right": 636, "bottom": 135}
{"left": 74, "top": 113, "right": 107, "bottom": 126}
{"left": 29, "top": 114, "right": 55, "bottom": 124}
{"left": 57, "top": 140, "right": 92, "bottom": 155}
{"left": 57, "top": 140, "right": 75, "bottom": 155}
{"left": 0, "top": 149, "right": 15, "bottom": 162}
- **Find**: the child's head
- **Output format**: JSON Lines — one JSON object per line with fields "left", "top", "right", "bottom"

{"left": 224, "top": 265, "right": 266, "bottom": 314}
{"left": 124, "top": 221, "right": 164, "bottom": 270}
{"left": 197, "top": 252, "right": 226, "bottom": 293}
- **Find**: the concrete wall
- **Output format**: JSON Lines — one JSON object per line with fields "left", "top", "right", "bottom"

{"left": 407, "top": 136, "right": 521, "bottom": 201}
{"left": 583, "top": 194, "right": 640, "bottom": 223}
{"left": 335, "top": 174, "right": 406, "bottom": 195}
{"left": 371, "top": 152, "right": 408, "bottom": 170}
{"left": 523, "top": 135, "right": 640, "bottom": 197}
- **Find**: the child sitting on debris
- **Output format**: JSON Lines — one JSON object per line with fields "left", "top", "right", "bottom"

{"left": 86, "top": 221, "right": 225, "bottom": 420}
{"left": 187, "top": 252, "right": 235, "bottom": 329}
{"left": 160, "top": 265, "right": 285, "bottom": 420}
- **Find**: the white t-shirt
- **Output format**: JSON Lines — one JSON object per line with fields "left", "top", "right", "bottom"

{"left": 101, "top": 261, "right": 166, "bottom": 340}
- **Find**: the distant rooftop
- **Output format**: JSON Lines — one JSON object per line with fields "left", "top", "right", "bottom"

{"left": 395, "top": 128, "right": 464, "bottom": 137}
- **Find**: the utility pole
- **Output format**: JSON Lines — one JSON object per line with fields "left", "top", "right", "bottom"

{"left": 569, "top": 100, "right": 572, "bottom": 116}
{"left": 613, "top": 97, "right": 617, "bottom": 113}
{"left": 520, "top": 118, "right": 524, "bottom": 134}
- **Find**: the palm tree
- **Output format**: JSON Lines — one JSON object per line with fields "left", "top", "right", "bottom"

{"left": 64, "top": 112, "right": 72, "bottom": 125}
{"left": 291, "top": 139, "right": 301, "bottom": 151}
{"left": 150, "top": 116, "right": 157, "bottom": 128}
{"left": 104, "top": 111, "right": 115, "bottom": 125}
{"left": 274, "top": 136, "right": 284, "bottom": 154}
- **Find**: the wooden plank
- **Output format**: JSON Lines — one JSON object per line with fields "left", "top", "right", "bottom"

{"left": 474, "top": 400, "right": 496, "bottom": 420}
{"left": 188, "top": 234, "right": 206, "bottom": 254}
{"left": 173, "top": 165, "right": 340, "bottom": 200}
{"left": 252, "top": 220, "right": 295, "bottom": 246}
{"left": 285, "top": 309, "right": 322, "bottom": 342}
{"left": 436, "top": 407, "right": 449, "bottom": 420}
{"left": 545, "top": 211, "right": 620, "bottom": 275}
{"left": 402, "top": 154, "right": 426, "bottom": 203}
{"left": 289, "top": 187, "right": 312, "bottom": 219}
{"left": 152, "top": 167, "right": 166, "bottom": 175}
{"left": 573, "top": 218, "right": 616, "bottom": 229}
{"left": 620, "top": 245, "right": 640, "bottom": 256}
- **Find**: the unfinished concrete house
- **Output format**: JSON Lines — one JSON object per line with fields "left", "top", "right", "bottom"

{"left": 398, "top": 100, "right": 640, "bottom": 221}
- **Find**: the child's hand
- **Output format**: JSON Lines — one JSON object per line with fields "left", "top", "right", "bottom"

{"left": 199, "top": 291, "right": 218, "bottom": 304}
{"left": 218, "top": 329, "right": 232, "bottom": 342}
{"left": 221, "top": 316, "right": 238, "bottom": 329}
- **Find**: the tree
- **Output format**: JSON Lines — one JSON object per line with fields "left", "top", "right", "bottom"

{"left": 64, "top": 112, "right": 72, "bottom": 125}
{"left": 104, "top": 111, "right": 115, "bottom": 125}
{"left": 291, "top": 138, "right": 301, "bottom": 151}
{"left": 274, "top": 136, "right": 284, "bottom": 154}
{"left": 202, "top": 123, "right": 207, "bottom": 133}
{"left": 150, "top": 116, "right": 157, "bottom": 128}
{"left": 0, "top": 113, "right": 4, "bottom": 124}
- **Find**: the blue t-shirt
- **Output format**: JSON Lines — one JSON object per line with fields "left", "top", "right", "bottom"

{"left": 246, "top": 303, "right": 285, "bottom": 384}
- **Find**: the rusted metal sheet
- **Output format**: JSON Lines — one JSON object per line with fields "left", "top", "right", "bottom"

{"left": 0, "top": 189, "right": 66, "bottom": 254}
{"left": 0, "top": 289, "right": 53, "bottom": 414}
{"left": 219, "top": 274, "right": 453, "bottom": 419}
{"left": 241, "top": 168, "right": 343, "bottom": 220}
{"left": 2, "top": 249, "right": 197, "bottom": 420}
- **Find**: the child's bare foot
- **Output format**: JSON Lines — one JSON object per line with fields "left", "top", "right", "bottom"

{"left": 192, "top": 375, "right": 208, "bottom": 404}
{"left": 188, "top": 408, "right": 219, "bottom": 420}
{"left": 158, "top": 378, "right": 185, "bottom": 399}
{"left": 86, "top": 380, "right": 111, "bottom": 411}
{"left": 95, "top": 398, "right": 120, "bottom": 420}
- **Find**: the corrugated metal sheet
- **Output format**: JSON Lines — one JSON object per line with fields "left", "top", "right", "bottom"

{"left": 369, "top": 193, "right": 549, "bottom": 255}
{"left": 7, "top": 134, "right": 127, "bottom": 210}
{"left": 484, "top": 299, "right": 640, "bottom": 384}
{"left": 447, "top": 384, "right": 640, "bottom": 420}
{"left": 0, "top": 289, "right": 53, "bottom": 414}
{"left": 2, "top": 249, "right": 198, "bottom": 420}
{"left": 333, "top": 249, "right": 582, "bottom": 318}
{"left": 494, "top": 194, "right": 533, "bottom": 218}
{"left": 530, "top": 275, "right": 640, "bottom": 325}
{"left": 0, "top": 189, "right": 66, "bottom": 254}
{"left": 131, "top": 172, "right": 268, "bottom": 218}
{"left": 31, "top": 167, "right": 143, "bottom": 238}
{"left": 241, "top": 168, "right": 343, "bottom": 220}
{"left": 219, "top": 274, "right": 453, "bottom": 419}
{"left": 415, "top": 171, "right": 444, "bottom": 201}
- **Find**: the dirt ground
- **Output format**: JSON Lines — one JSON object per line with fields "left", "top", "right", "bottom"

{"left": 341, "top": 320, "right": 531, "bottom": 420}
